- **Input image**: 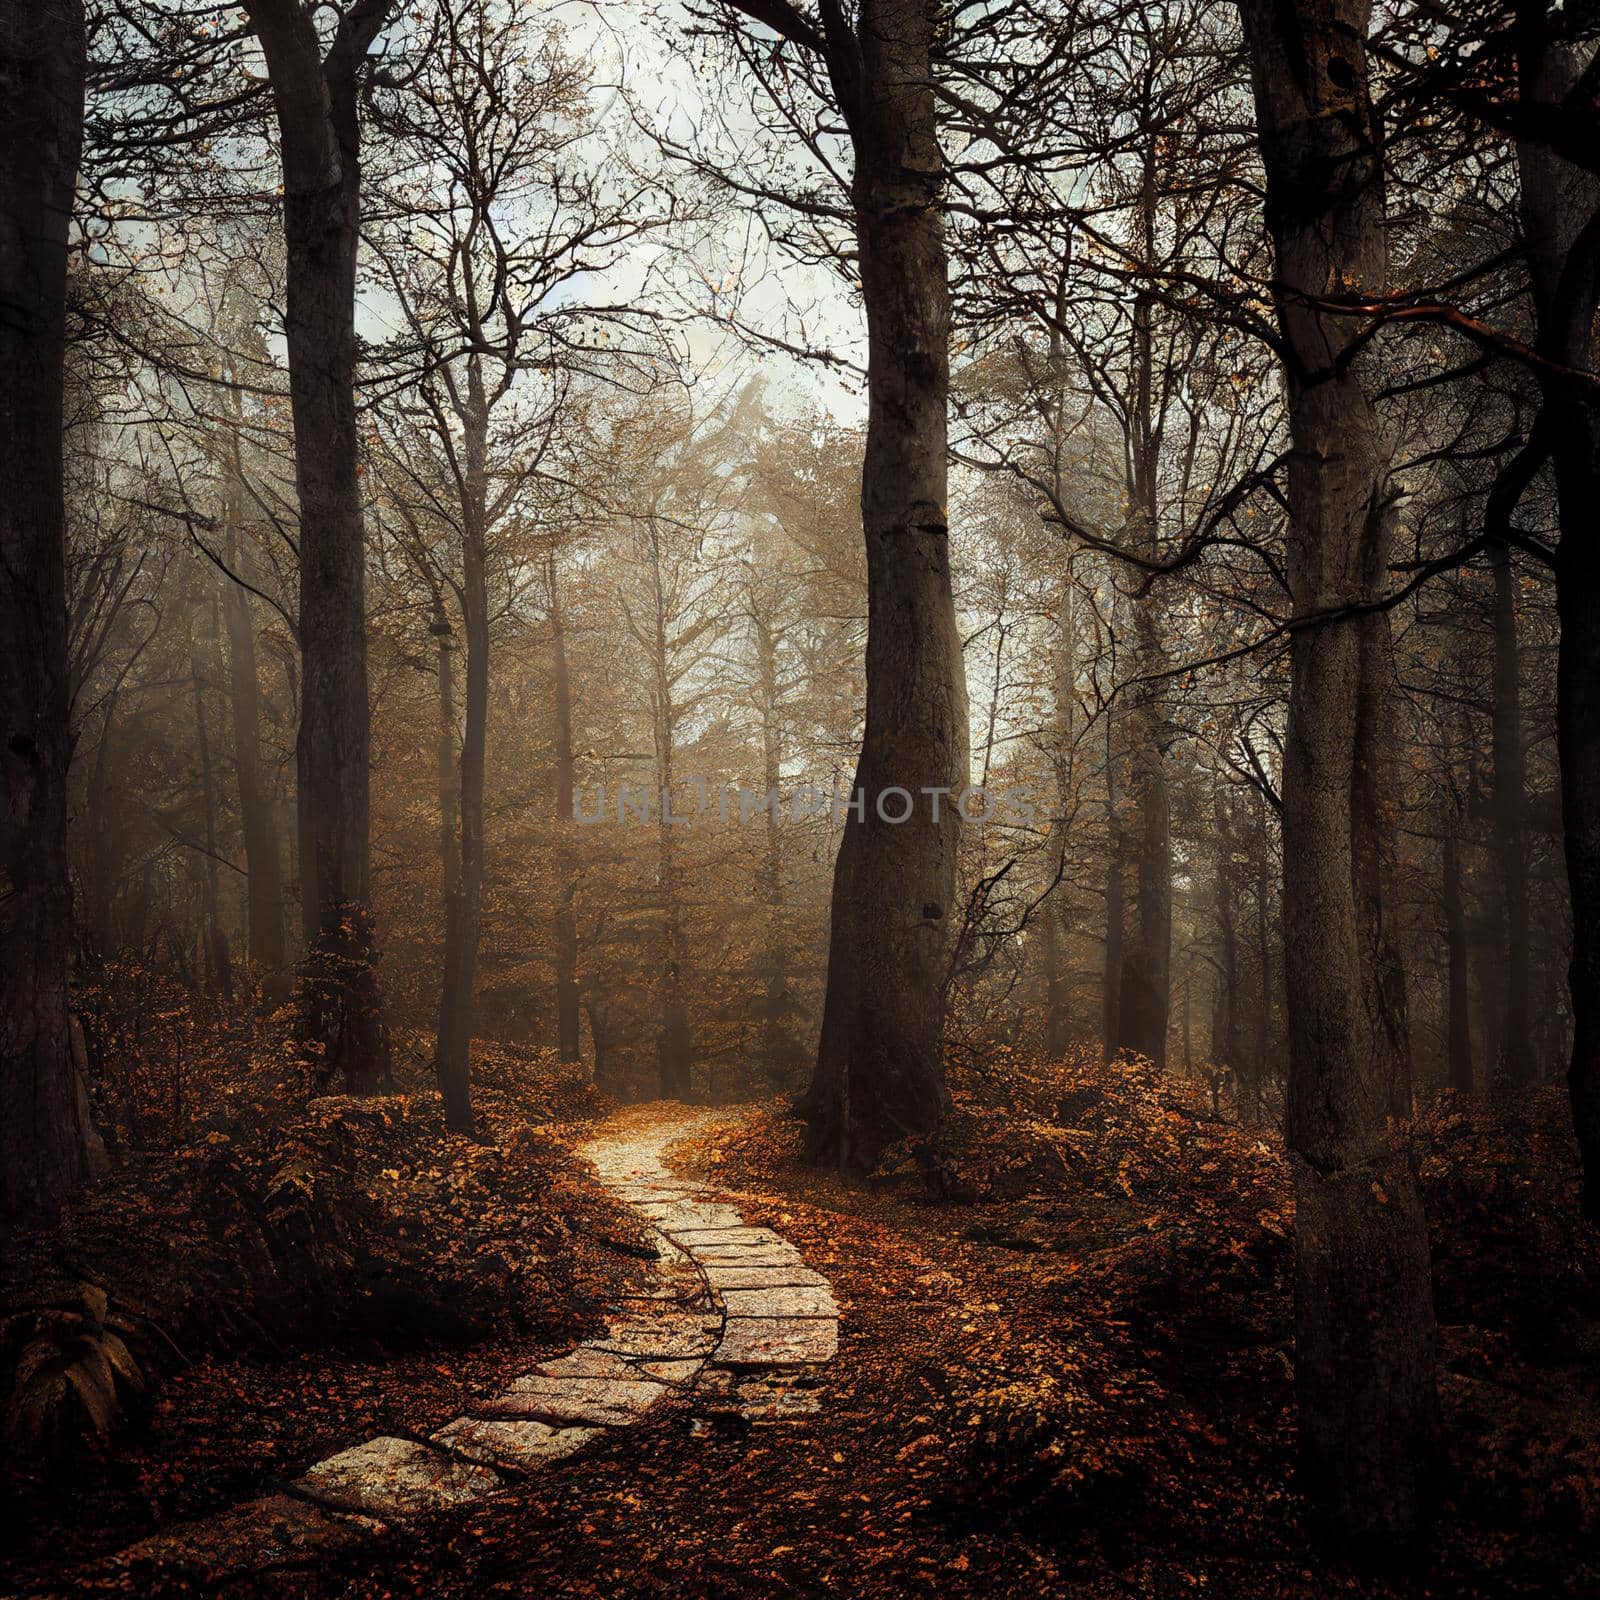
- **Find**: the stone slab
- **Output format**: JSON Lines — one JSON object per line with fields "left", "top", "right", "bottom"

{"left": 632, "top": 1356, "right": 707, "bottom": 1384}
{"left": 643, "top": 1202, "right": 747, "bottom": 1232}
{"left": 688, "top": 1245, "right": 804, "bottom": 1268}
{"left": 477, "top": 1374, "right": 668, "bottom": 1427}
{"left": 720, "top": 1286, "right": 837, "bottom": 1320}
{"left": 697, "top": 1365, "right": 827, "bottom": 1417}
{"left": 713, "top": 1317, "right": 839, "bottom": 1367}
{"left": 432, "top": 1415, "right": 598, "bottom": 1472}
{"left": 627, "top": 1277, "right": 713, "bottom": 1307}
{"left": 294, "top": 1436, "right": 502, "bottom": 1520}
{"left": 702, "top": 1264, "right": 829, "bottom": 1290}
{"left": 739, "top": 1385, "right": 823, "bottom": 1421}
{"left": 597, "top": 1305, "right": 721, "bottom": 1359}
{"left": 534, "top": 1347, "right": 640, "bottom": 1382}
{"left": 670, "top": 1226, "right": 787, "bottom": 1249}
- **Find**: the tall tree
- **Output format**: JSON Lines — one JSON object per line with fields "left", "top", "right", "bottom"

{"left": 221, "top": 514, "right": 288, "bottom": 984}
{"left": 715, "top": 0, "right": 971, "bottom": 1166}
{"left": 611, "top": 409, "right": 738, "bottom": 1100}
{"left": 743, "top": 564, "right": 799, "bottom": 1084}
{"left": 1512, "top": 17, "right": 1600, "bottom": 1210}
{"left": 0, "top": 0, "right": 95, "bottom": 1222}
{"left": 214, "top": 283, "right": 289, "bottom": 989}
{"left": 243, "top": 0, "right": 393, "bottom": 1091}
{"left": 547, "top": 552, "right": 582, "bottom": 1065}
{"left": 1236, "top": 0, "right": 1440, "bottom": 1543}
{"left": 1485, "top": 535, "right": 1532, "bottom": 1085}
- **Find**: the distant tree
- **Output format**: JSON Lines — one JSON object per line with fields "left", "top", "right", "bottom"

{"left": 1367, "top": 0, "right": 1600, "bottom": 1205}
{"left": 369, "top": 0, "right": 668, "bottom": 1125}
{"left": 609, "top": 392, "right": 745, "bottom": 1098}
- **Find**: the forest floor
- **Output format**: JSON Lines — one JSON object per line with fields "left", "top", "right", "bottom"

{"left": 6, "top": 1065, "right": 1600, "bottom": 1600}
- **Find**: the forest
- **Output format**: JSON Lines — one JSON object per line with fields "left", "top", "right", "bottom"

{"left": 1, "top": 0, "right": 1598, "bottom": 1594}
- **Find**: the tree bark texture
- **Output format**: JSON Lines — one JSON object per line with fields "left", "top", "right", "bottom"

{"left": 223, "top": 522, "right": 287, "bottom": 985}
{"left": 0, "top": 0, "right": 93, "bottom": 1224}
{"left": 548, "top": 558, "right": 582, "bottom": 1066}
{"left": 435, "top": 374, "right": 489, "bottom": 1136}
{"left": 1238, "top": 0, "right": 1439, "bottom": 1543}
{"left": 1486, "top": 538, "right": 1533, "bottom": 1087}
{"left": 797, "top": 0, "right": 969, "bottom": 1168}
{"left": 1513, "top": 22, "right": 1600, "bottom": 1215}
{"left": 246, "top": 0, "right": 390, "bottom": 1093}
{"left": 1443, "top": 823, "right": 1473, "bottom": 1093}
{"left": 752, "top": 608, "right": 799, "bottom": 1087}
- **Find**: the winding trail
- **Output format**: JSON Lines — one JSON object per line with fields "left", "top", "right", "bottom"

{"left": 95, "top": 1104, "right": 838, "bottom": 1587}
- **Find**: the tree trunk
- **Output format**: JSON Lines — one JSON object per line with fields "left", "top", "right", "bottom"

{"left": 630, "top": 518, "right": 695, "bottom": 1103}
{"left": 1354, "top": 503, "right": 1414, "bottom": 1120}
{"left": 434, "top": 603, "right": 459, "bottom": 898}
{"left": 1045, "top": 566, "right": 1076, "bottom": 1056}
{"left": 222, "top": 523, "right": 286, "bottom": 988}
{"left": 1486, "top": 538, "right": 1533, "bottom": 1086}
{"left": 1181, "top": 955, "right": 1193, "bottom": 1076}
{"left": 548, "top": 558, "right": 581, "bottom": 1066}
{"left": 654, "top": 705, "right": 692, "bottom": 1101}
{"left": 584, "top": 997, "right": 617, "bottom": 1097}
{"left": 1101, "top": 707, "right": 1124, "bottom": 1063}
{"left": 1554, "top": 436, "right": 1600, "bottom": 1218}
{"left": 1214, "top": 806, "right": 1240, "bottom": 1093}
{"left": 1238, "top": 0, "right": 1439, "bottom": 1544}
{"left": 85, "top": 697, "right": 122, "bottom": 963}
{"left": 1102, "top": 837, "right": 1125, "bottom": 1064}
{"left": 1255, "top": 793, "right": 1273, "bottom": 1107}
{"left": 435, "top": 377, "right": 488, "bottom": 1136}
{"left": 189, "top": 607, "right": 231, "bottom": 998}
{"left": 1513, "top": 23, "right": 1600, "bottom": 1215}
{"left": 753, "top": 612, "right": 796, "bottom": 1087}
{"left": 1116, "top": 650, "right": 1172, "bottom": 1066}
{"left": 1443, "top": 824, "right": 1473, "bottom": 1092}
{"left": 801, "top": 0, "right": 969, "bottom": 1168}
{"left": 1116, "top": 294, "right": 1172, "bottom": 1066}
{"left": 1043, "top": 898, "right": 1069, "bottom": 1056}
{"left": 0, "top": 0, "right": 93, "bottom": 1224}
{"left": 247, "top": 0, "right": 389, "bottom": 1093}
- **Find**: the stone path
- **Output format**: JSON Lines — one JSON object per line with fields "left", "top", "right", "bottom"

{"left": 92, "top": 1105, "right": 838, "bottom": 1587}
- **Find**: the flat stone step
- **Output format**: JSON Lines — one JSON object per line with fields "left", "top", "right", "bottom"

{"left": 702, "top": 1264, "right": 829, "bottom": 1290}
{"left": 699, "top": 1368, "right": 827, "bottom": 1421}
{"left": 643, "top": 1201, "right": 748, "bottom": 1232}
{"left": 689, "top": 1244, "right": 805, "bottom": 1268}
{"left": 671, "top": 1225, "right": 788, "bottom": 1249}
{"left": 432, "top": 1416, "right": 598, "bottom": 1473}
{"left": 294, "top": 1436, "right": 502, "bottom": 1520}
{"left": 632, "top": 1355, "right": 708, "bottom": 1384}
{"left": 597, "top": 1307, "right": 722, "bottom": 1359}
{"left": 720, "top": 1285, "right": 837, "bottom": 1320}
{"left": 714, "top": 1317, "right": 839, "bottom": 1367}
{"left": 534, "top": 1347, "right": 641, "bottom": 1381}
{"left": 476, "top": 1374, "right": 670, "bottom": 1427}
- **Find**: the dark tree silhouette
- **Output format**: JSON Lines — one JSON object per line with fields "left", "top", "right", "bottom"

{"left": 0, "top": 0, "right": 95, "bottom": 1222}
{"left": 243, "top": 0, "right": 394, "bottom": 1092}
{"left": 1237, "top": 0, "right": 1440, "bottom": 1544}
